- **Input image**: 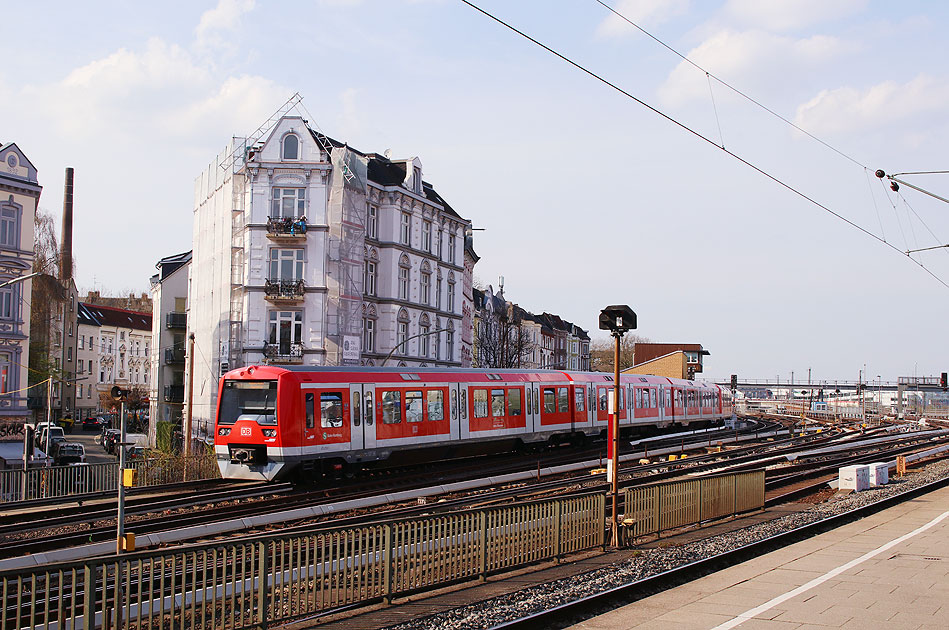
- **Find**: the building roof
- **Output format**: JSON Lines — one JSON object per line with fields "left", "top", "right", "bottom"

{"left": 78, "top": 302, "right": 152, "bottom": 331}
{"left": 309, "top": 128, "right": 463, "bottom": 220}
{"left": 155, "top": 250, "right": 192, "bottom": 281}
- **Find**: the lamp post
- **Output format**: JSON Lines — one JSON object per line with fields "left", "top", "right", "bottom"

{"left": 599, "top": 305, "right": 636, "bottom": 548}
{"left": 877, "top": 375, "right": 882, "bottom": 422}
{"left": 383, "top": 328, "right": 452, "bottom": 366}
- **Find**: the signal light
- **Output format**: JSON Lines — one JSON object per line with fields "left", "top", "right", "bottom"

{"left": 730, "top": 374, "right": 738, "bottom": 390}
{"left": 941, "top": 372, "right": 947, "bottom": 390}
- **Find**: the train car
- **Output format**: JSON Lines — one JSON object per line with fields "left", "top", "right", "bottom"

{"left": 214, "top": 365, "right": 732, "bottom": 481}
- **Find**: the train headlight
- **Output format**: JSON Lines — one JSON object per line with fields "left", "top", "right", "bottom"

{"left": 218, "top": 427, "right": 231, "bottom": 437}
{"left": 261, "top": 429, "right": 277, "bottom": 438}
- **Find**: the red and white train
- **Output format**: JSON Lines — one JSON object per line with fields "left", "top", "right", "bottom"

{"left": 214, "top": 365, "right": 734, "bottom": 481}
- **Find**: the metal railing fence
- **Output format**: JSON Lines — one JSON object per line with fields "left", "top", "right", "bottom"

{"left": 623, "top": 469, "right": 764, "bottom": 541}
{"left": 0, "top": 454, "right": 220, "bottom": 504}
{"left": 0, "top": 493, "right": 604, "bottom": 629}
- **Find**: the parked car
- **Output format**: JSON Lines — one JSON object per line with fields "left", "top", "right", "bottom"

{"left": 82, "top": 417, "right": 104, "bottom": 430}
{"left": 47, "top": 435, "right": 67, "bottom": 460}
{"left": 57, "top": 417, "right": 75, "bottom": 433}
{"left": 54, "top": 443, "right": 86, "bottom": 465}
{"left": 125, "top": 446, "right": 147, "bottom": 461}
{"left": 102, "top": 429, "right": 122, "bottom": 454}
{"left": 36, "top": 426, "right": 65, "bottom": 451}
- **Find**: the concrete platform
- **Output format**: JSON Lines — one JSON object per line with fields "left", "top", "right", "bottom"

{"left": 572, "top": 485, "right": 949, "bottom": 629}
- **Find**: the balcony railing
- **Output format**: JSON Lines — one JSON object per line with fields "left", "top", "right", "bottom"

{"left": 166, "top": 312, "right": 187, "bottom": 329}
{"left": 263, "top": 342, "right": 304, "bottom": 364}
{"left": 266, "top": 216, "right": 308, "bottom": 239}
{"left": 264, "top": 279, "right": 305, "bottom": 301}
{"left": 164, "top": 348, "right": 186, "bottom": 364}
{"left": 163, "top": 385, "right": 185, "bottom": 403}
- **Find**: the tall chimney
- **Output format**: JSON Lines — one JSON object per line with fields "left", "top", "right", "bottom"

{"left": 60, "top": 167, "right": 74, "bottom": 282}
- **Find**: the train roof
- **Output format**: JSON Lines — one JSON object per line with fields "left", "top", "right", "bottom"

{"left": 223, "top": 365, "right": 721, "bottom": 389}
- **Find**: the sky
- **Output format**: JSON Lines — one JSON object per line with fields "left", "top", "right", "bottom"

{"left": 3, "top": 0, "right": 949, "bottom": 384}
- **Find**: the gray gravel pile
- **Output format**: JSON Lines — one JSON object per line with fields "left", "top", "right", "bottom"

{"left": 392, "top": 460, "right": 949, "bottom": 630}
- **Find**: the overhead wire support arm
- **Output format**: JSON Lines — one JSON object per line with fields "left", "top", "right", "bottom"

{"left": 875, "top": 169, "right": 949, "bottom": 206}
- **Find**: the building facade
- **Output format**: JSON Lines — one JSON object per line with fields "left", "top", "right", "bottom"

{"left": 77, "top": 303, "right": 151, "bottom": 419}
{"left": 188, "top": 116, "right": 474, "bottom": 430}
{"left": 0, "top": 143, "right": 38, "bottom": 426}
{"left": 147, "top": 251, "right": 190, "bottom": 443}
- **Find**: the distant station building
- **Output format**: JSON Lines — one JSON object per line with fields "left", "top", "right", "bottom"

{"left": 627, "top": 343, "right": 710, "bottom": 380}
{"left": 187, "top": 110, "right": 474, "bottom": 432}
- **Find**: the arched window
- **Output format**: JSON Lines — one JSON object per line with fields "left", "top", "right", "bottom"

{"left": 399, "top": 256, "right": 411, "bottom": 301}
{"left": 282, "top": 134, "right": 299, "bottom": 160}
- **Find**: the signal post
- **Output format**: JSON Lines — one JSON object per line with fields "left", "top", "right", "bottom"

{"left": 599, "top": 305, "right": 636, "bottom": 548}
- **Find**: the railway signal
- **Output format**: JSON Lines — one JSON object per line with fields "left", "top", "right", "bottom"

{"left": 730, "top": 374, "right": 738, "bottom": 392}
{"left": 941, "top": 372, "right": 947, "bottom": 390}
{"left": 599, "top": 304, "right": 637, "bottom": 548}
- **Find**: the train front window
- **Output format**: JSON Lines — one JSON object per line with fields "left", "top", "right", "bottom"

{"left": 219, "top": 380, "right": 277, "bottom": 425}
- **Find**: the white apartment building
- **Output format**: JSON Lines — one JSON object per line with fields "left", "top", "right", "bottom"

{"left": 147, "top": 251, "right": 190, "bottom": 443}
{"left": 77, "top": 303, "right": 151, "bottom": 415}
{"left": 0, "top": 142, "right": 37, "bottom": 424}
{"left": 188, "top": 115, "right": 474, "bottom": 429}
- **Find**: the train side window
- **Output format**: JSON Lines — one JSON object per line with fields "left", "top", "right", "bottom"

{"left": 382, "top": 390, "right": 401, "bottom": 424}
{"left": 305, "top": 393, "right": 315, "bottom": 429}
{"left": 509, "top": 389, "right": 522, "bottom": 416}
{"left": 365, "top": 392, "right": 373, "bottom": 425}
{"left": 406, "top": 390, "right": 423, "bottom": 422}
{"left": 450, "top": 390, "right": 457, "bottom": 421}
{"left": 598, "top": 388, "right": 608, "bottom": 411}
{"left": 575, "top": 388, "right": 585, "bottom": 412}
{"left": 543, "top": 388, "right": 556, "bottom": 414}
{"left": 427, "top": 390, "right": 445, "bottom": 421}
{"left": 461, "top": 390, "right": 467, "bottom": 419}
{"left": 352, "top": 392, "right": 361, "bottom": 426}
{"left": 320, "top": 392, "right": 344, "bottom": 428}
{"left": 557, "top": 387, "right": 568, "bottom": 413}
{"left": 473, "top": 389, "right": 489, "bottom": 418}
{"left": 491, "top": 389, "right": 505, "bottom": 417}
{"left": 619, "top": 388, "right": 625, "bottom": 410}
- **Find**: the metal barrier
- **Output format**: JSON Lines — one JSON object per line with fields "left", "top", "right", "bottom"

{"left": 622, "top": 470, "right": 764, "bottom": 541}
{"left": 0, "top": 493, "right": 605, "bottom": 629}
{"left": 0, "top": 455, "right": 220, "bottom": 504}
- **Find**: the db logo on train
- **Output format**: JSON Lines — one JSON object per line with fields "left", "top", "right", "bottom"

{"left": 241, "top": 427, "right": 252, "bottom": 436}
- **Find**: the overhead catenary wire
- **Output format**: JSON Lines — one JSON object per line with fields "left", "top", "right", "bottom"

{"left": 592, "top": 0, "right": 869, "bottom": 170}
{"left": 458, "top": 0, "right": 949, "bottom": 290}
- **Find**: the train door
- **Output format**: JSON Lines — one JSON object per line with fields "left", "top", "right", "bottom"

{"left": 348, "top": 384, "right": 376, "bottom": 450}
{"left": 449, "top": 383, "right": 463, "bottom": 440}
{"left": 525, "top": 382, "right": 541, "bottom": 433}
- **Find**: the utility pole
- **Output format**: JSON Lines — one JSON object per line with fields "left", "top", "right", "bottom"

{"left": 599, "top": 305, "right": 636, "bottom": 549}
{"left": 184, "top": 332, "right": 195, "bottom": 461}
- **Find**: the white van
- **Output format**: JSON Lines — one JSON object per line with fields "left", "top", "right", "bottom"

{"left": 36, "top": 426, "right": 66, "bottom": 451}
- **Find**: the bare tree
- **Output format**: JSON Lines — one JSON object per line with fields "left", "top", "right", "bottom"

{"left": 589, "top": 334, "right": 650, "bottom": 372}
{"left": 475, "top": 310, "right": 537, "bottom": 369}
{"left": 33, "top": 209, "right": 60, "bottom": 276}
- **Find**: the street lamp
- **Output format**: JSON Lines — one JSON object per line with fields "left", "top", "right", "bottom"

{"left": 599, "top": 304, "right": 636, "bottom": 548}
{"left": 877, "top": 376, "right": 882, "bottom": 422}
{"left": 383, "top": 328, "right": 452, "bottom": 366}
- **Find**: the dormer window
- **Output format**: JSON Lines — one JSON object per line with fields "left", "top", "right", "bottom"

{"left": 282, "top": 134, "right": 300, "bottom": 160}
{"left": 413, "top": 166, "right": 422, "bottom": 194}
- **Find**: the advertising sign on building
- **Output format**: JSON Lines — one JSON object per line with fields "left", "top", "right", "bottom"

{"left": 342, "top": 335, "right": 360, "bottom": 363}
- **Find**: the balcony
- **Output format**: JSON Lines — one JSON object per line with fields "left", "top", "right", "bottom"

{"left": 266, "top": 216, "right": 308, "bottom": 242}
{"left": 263, "top": 342, "right": 304, "bottom": 364}
{"left": 164, "top": 348, "right": 186, "bottom": 364}
{"left": 164, "top": 385, "right": 184, "bottom": 403}
{"left": 264, "top": 279, "right": 305, "bottom": 304}
{"left": 166, "top": 312, "right": 187, "bottom": 329}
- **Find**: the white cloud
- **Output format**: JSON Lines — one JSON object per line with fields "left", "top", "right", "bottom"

{"left": 658, "top": 29, "right": 845, "bottom": 105}
{"left": 195, "top": 0, "right": 256, "bottom": 51}
{"left": 596, "top": 0, "right": 689, "bottom": 38}
{"left": 794, "top": 75, "right": 949, "bottom": 135}
{"left": 724, "top": 0, "right": 867, "bottom": 32}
